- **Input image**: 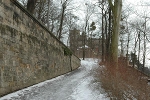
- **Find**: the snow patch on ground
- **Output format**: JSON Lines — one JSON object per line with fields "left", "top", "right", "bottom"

{"left": 71, "top": 58, "right": 109, "bottom": 100}
{"left": 71, "top": 76, "right": 107, "bottom": 100}
{"left": 81, "top": 58, "right": 99, "bottom": 70}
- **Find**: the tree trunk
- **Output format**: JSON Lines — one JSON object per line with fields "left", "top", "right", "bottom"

{"left": 108, "top": 0, "right": 122, "bottom": 68}
{"left": 137, "top": 31, "right": 141, "bottom": 69}
{"left": 57, "top": 0, "right": 68, "bottom": 40}
{"left": 142, "top": 18, "right": 147, "bottom": 71}
{"left": 58, "top": 6, "right": 65, "bottom": 40}
{"left": 133, "top": 29, "right": 138, "bottom": 68}
{"left": 27, "top": 0, "right": 37, "bottom": 14}
{"left": 82, "top": 32, "right": 86, "bottom": 60}
{"left": 106, "top": 7, "right": 112, "bottom": 62}
{"left": 101, "top": 2, "right": 105, "bottom": 62}
{"left": 37, "top": 0, "right": 42, "bottom": 19}
{"left": 47, "top": 0, "right": 51, "bottom": 29}
{"left": 126, "top": 20, "right": 130, "bottom": 58}
{"left": 104, "top": 10, "right": 108, "bottom": 62}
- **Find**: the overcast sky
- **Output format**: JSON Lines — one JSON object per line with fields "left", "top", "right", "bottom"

{"left": 125, "top": 0, "right": 150, "bottom": 5}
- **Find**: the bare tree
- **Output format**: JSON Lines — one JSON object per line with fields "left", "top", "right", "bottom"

{"left": 82, "top": 2, "right": 95, "bottom": 60}
{"left": 107, "top": 0, "right": 122, "bottom": 67}
{"left": 57, "top": 0, "right": 69, "bottom": 40}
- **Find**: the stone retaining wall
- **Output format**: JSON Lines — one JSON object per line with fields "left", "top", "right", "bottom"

{"left": 0, "top": 0, "right": 80, "bottom": 96}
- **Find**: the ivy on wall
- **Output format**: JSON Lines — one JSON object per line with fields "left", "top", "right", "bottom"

{"left": 63, "top": 47, "right": 72, "bottom": 56}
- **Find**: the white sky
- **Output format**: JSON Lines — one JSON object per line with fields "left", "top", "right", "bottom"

{"left": 123, "top": 0, "right": 150, "bottom": 68}
{"left": 71, "top": 0, "right": 150, "bottom": 22}
{"left": 70, "top": 0, "right": 150, "bottom": 68}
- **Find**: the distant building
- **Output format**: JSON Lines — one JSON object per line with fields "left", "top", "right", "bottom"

{"left": 69, "top": 28, "right": 101, "bottom": 58}
{"left": 69, "top": 28, "right": 81, "bottom": 53}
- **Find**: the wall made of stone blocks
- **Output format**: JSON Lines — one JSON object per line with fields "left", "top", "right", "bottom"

{"left": 0, "top": 0, "right": 80, "bottom": 97}
{"left": 71, "top": 55, "right": 81, "bottom": 70}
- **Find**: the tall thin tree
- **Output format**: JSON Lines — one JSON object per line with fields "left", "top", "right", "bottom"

{"left": 107, "top": 0, "right": 122, "bottom": 67}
